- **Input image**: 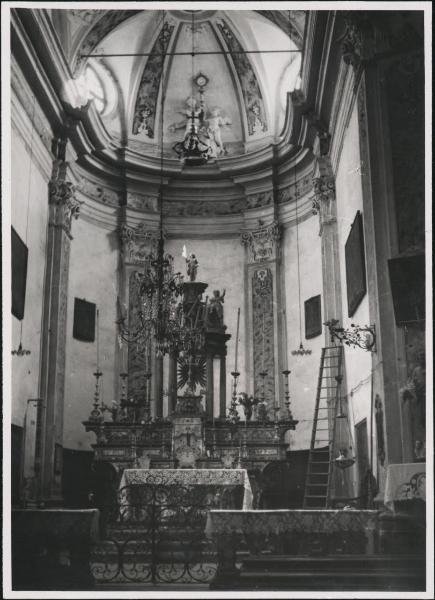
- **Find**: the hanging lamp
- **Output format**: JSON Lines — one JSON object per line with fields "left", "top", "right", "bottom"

{"left": 116, "top": 11, "right": 203, "bottom": 357}
{"left": 291, "top": 173, "right": 311, "bottom": 356}
{"left": 172, "top": 11, "right": 210, "bottom": 166}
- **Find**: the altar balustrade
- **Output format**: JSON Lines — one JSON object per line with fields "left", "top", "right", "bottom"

{"left": 205, "top": 509, "right": 380, "bottom": 585}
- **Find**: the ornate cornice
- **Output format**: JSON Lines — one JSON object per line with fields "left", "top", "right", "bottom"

{"left": 240, "top": 219, "right": 281, "bottom": 263}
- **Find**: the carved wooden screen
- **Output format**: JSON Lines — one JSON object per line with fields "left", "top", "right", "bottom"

{"left": 304, "top": 294, "right": 322, "bottom": 339}
{"left": 345, "top": 211, "right": 367, "bottom": 317}
{"left": 11, "top": 227, "right": 28, "bottom": 320}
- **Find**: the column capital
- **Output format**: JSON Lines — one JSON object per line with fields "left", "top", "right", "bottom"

{"left": 48, "top": 178, "right": 82, "bottom": 238}
{"left": 240, "top": 219, "right": 281, "bottom": 263}
{"left": 312, "top": 174, "right": 336, "bottom": 236}
{"left": 119, "top": 222, "right": 160, "bottom": 265}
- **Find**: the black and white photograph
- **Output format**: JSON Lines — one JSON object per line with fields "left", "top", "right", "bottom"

{"left": 2, "top": 2, "right": 432, "bottom": 597}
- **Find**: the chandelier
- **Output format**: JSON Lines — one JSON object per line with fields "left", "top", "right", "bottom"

{"left": 117, "top": 11, "right": 205, "bottom": 359}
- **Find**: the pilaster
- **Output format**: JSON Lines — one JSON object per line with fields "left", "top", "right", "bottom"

{"left": 36, "top": 153, "right": 82, "bottom": 505}
{"left": 240, "top": 220, "right": 283, "bottom": 413}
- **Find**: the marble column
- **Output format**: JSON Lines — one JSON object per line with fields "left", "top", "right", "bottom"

{"left": 219, "top": 356, "right": 227, "bottom": 419}
{"left": 206, "top": 354, "right": 214, "bottom": 421}
{"left": 36, "top": 158, "right": 82, "bottom": 505}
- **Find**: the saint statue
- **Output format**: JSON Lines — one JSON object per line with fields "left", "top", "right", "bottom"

{"left": 186, "top": 253, "right": 198, "bottom": 282}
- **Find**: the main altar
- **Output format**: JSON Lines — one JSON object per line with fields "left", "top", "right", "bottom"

{"left": 83, "top": 248, "right": 298, "bottom": 509}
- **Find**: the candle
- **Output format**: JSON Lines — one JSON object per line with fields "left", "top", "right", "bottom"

{"left": 234, "top": 308, "right": 240, "bottom": 372}
{"left": 262, "top": 313, "right": 265, "bottom": 370}
{"left": 96, "top": 308, "right": 100, "bottom": 370}
{"left": 283, "top": 308, "right": 288, "bottom": 370}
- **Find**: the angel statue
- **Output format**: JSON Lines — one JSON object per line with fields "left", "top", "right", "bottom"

{"left": 205, "top": 107, "right": 232, "bottom": 158}
{"left": 168, "top": 96, "right": 206, "bottom": 139}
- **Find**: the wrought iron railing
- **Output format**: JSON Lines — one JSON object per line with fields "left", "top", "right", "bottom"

{"left": 90, "top": 483, "right": 220, "bottom": 584}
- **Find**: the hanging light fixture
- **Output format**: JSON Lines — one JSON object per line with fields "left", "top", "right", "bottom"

{"left": 117, "top": 11, "right": 204, "bottom": 358}
{"left": 12, "top": 95, "right": 36, "bottom": 357}
{"left": 172, "top": 11, "right": 210, "bottom": 166}
{"left": 291, "top": 174, "right": 312, "bottom": 356}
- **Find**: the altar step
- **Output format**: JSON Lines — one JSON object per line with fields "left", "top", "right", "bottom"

{"left": 216, "top": 554, "right": 426, "bottom": 591}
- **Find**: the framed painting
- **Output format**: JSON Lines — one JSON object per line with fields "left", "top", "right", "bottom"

{"left": 73, "top": 298, "right": 96, "bottom": 342}
{"left": 345, "top": 211, "right": 367, "bottom": 317}
{"left": 11, "top": 227, "right": 28, "bottom": 320}
{"left": 305, "top": 294, "right": 322, "bottom": 339}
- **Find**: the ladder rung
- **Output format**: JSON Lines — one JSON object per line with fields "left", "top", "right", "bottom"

{"left": 306, "top": 483, "right": 328, "bottom": 487}
{"left": 304, "top": 494, "right": 328, "bottom": 499}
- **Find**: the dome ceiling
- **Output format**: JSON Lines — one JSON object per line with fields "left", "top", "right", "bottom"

{"left": 54, "top": 9, "right": 304, "bottom": 160}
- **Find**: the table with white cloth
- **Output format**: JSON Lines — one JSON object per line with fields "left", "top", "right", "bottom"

{"left": 384, "top": 463, "right": 426, "bottom": 512}
{"left": 118, "top": 468, "right": 253, "bottom": 522}
{"left": 206, "top": 509, "right": 380, "bottom": 583}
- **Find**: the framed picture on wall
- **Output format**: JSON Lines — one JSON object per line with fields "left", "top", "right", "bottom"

{"left": 11, "top": 227, "right": 28, "bottom": 320}
{"left": 345, "top": 210, "right": 367, "bottom": 317}
{"left": 305, "top": 295, "right": 322, "bottom": 339}
{"left": 73, "top": 298, "right": 96, "bottom": 342}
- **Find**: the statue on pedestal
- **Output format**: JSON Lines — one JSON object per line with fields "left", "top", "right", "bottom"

{"left": 207, "top": 289, "right": 226, "bottom": 328}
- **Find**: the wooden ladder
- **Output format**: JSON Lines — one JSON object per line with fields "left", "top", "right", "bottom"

{"left": 303, "top": 345, "right": 344, "bottom": 509}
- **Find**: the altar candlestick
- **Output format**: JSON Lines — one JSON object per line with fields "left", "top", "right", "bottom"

{"left": 234, "top": 308, "right": 240, "bottom": 372}
{"left": 283, "top": 308, "right": 288, "bottom": 371}
{"left": 96, "top": 309, "right": 100, "bottom": 370}
{"left": 262, "top": 313, "right": 265, "bottom": 371}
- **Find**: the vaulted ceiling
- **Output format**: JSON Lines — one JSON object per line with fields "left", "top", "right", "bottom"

{"left": 51, "top": 9, "right": 305, "bottom": 159}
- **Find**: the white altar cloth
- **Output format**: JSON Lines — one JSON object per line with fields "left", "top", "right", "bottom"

{"left": 384, "top": 462, "right": 426, "bottom": 511}
{"left": 119, "top": 468, "right": 253, "bottom": 510}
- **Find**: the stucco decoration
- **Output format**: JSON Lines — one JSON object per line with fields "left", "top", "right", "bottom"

{"left": 48, "top": 162, "right": 82, "bottom": 238}
{"left": 277, "top": 176, "right": 313, "bottom": 204}
{"left": 69, "top": 10, "right": 105, "bottom": 25}
{"left": 241, "top": 220, "right": 281, "bottom": 263}
{"left": 76, "top": 178, "right": 121, "bottom": 207}
{"left": 162, "top": 199, "right": 245, "bottom": 217}
{"left": 127, "top": 193, "right": 158, "bottom": 212}
{"left": 311, "top": 174, "right": 336, "bottom": 234}
{"left": 74, "top": 10, "right": 141, "bottom": 74}
{"left": 132, "top": 22, "right": 175, "bottom": 138}
{"left": 216, "top": 20, "right": 267, "bottom": 136}
{"left": 119, "top": 223, "right": 159, "bottom": 265}
{"left": 246, "top": 191, "right": 273, "bottom": 209}
{"left": 252, "top": 268, "right": 275, "bottom": 410}
{"left": 127, "top": 272, "right": 148, "bottom": 404}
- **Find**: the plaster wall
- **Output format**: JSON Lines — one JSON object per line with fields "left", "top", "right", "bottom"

{"left": 11, "top": 124, "right": 49, "bottom": 428}
{"left": 282, "top": 211, "right": 323, "bottom": 450}
{"left": 335, "top": 102, "right": 372, "bottom": 486}
{"left": 63, "top": 218, "right": 119, "bottom": 450}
